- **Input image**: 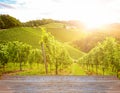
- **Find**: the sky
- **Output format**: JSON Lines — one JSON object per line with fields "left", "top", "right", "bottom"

{"left": 0, "top": 0, "right": 120, "bottom": 28}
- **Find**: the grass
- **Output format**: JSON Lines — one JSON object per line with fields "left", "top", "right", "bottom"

{"left": 2, "top": 63, "right": 45, "bottom": 76}
{"left": 71, "top": 63, "right": 86, "bottom": 75}
{"left": 47, "top": 28, "right": 84, "bottom": 42}
{"left": 2, "top": 62, "right": 118, "bottom": 77}
{"left": 0, "top": 27, "right": 42, "bottom": 48}
{"left": 41, "top": 22, "right": 85, "bottom": 42}
{"left": 0, "top": 26, "right": 83, "bottom": 45}
{"left": 0, "top": 62, "right": 86, "bottom": 76}
{"left": 64, "top": 44, "right": 85, "bottom": 59}
{"left": 41, "top": 22, "right": 65, "bottom": 28}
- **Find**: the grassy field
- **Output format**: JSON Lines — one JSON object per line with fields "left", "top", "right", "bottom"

{"left": 64, "top": 44, "right": 85, "bottom": 59}
{"left": 41, "top": 22, "right": 65, "bottom": 28}
{"left": 41, "top": 22, "right": 84, "bottom": 42}
{"left": 0, "top": 27, "right": 42, "bottom": 48}
{"left": 71, "top": 63, "right": 86, "bottom": 75}
{"left": 0, "top": 23, "right": 84, "bottom": 43}
{"left": 47, "top": 28, "right": 84, "bottom": 42}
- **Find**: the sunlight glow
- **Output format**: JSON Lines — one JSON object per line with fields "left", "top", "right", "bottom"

{"left": 83, "top": 17, "right": 107, "bottom": 30}
{"left": 0, "top": 0, "right": 120, "bottom": 28}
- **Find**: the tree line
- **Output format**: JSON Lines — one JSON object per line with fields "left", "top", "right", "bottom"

{"left": 0, "top": 14, "right": 21, "bottom": 29}
{"left": 23, "top": 19, "right": 57, "bottom": 27}
{"left": 23, "top": 19, "right": 85, "bottom": 29}
{"left": 0, "top": 14, "right": 84, "bottom": 30}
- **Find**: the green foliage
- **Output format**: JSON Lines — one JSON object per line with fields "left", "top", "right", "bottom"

{"left": 72, "top": 31, "right": 108, "bottom": 52}
{"left": 23, "top": 19, "right": 85, "bottom": 30}
{"left": 0, "top": 14, "right": 21, "bottom": 29}
{"left": 0, "top": 27, "right": 83, "bottom": 59}
{"left": 28, "top": 49, "right": 42, "bottom": 65}
{"left": 64, "top": 44, "right": 85, "bottom": 59}
{"left": 24, "top": 21, "right": 84, "bottom": 42}
{"left": 23, "top": 19, "right": 55, "bottom": 27}
{"left": 79, "top": 37, "right": 120, "bottom": 76}
{"left": 0, "top": 28, "right": 73, "bottom": 75}
{"left": 42, "top": 22, "right": 84, "bottom": 42}
{"left": 0, "top": 41, "right": 32, "bottom": 71}
{"left": 39, "top": 28, "right": 73, "bottom": 74}
{"left": 71, "top": 63, "right": 86, "bottom": 75}
{"left": 0, "top": 17, "right": 5, "bottom": 29}
{"left": 0, "top": 27, "right": 41, "bottom": 48}
{"left": 41, "top": 22, "right": 65, "bottom": 28}
{"left": 0, "top": 43, "right": 8, "bottom": 69}
{"left": 72, "top": 25, "right": 120, "bottom": 53}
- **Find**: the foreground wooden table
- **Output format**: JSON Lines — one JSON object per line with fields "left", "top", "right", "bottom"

{"left": 0, "top": 76, "right": 120, "bottom": 93}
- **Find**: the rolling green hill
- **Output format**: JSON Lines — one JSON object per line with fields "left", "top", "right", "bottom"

{"left": 0, "top": 27, "right": 41, "bottom": 48}
{"left": 41, "top": 23, "right": 84, "bottom": 42}
{"left": 0, "top": 27, "right": 84, "bottom": 59}
{"left": 64, "top": 44, "right": 85, "bottom": 59}
{"left": 41, "top": 22, "right": 65, "bottom": 28}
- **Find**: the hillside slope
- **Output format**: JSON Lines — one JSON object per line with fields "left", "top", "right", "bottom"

{"left": 42, "top": 23, "right": 84, "bottom": 42}
{"left": 64, "top": 44, "right": 85, "bottom": 59}
{"left": 0, "top": 27, "right": 41, "bottom": 48}
{"left": 0, "top": 27, "right": 84, "bottom": 59}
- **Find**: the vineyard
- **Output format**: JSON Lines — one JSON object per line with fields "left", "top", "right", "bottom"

{"left": 0, "top": 27, "right": 77, "bottom": 75}
{"left": 0, "top": 2, "right": 120, "bottom": 92}
{"left": 79, "top": 37, "right": 120, "bottom": 77}
{"left": 0, "top": 23, "right": 120, "bottom": 77}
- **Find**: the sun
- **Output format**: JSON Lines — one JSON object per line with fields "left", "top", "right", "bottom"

{"left": 74, "top": 5, "right": 111, "bottom": 30}
{"left": 82, "top": 16, "right": 107, "bottom": 30}
{"left": 85, "top": 21, "right": 104, "bottom": 30}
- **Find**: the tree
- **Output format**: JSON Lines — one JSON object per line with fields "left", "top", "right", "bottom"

{"left": 0, "top": 17, "right": 5, "bottom": 29}
{"left": 0, "top": 14, "right": 21, "bottom": 29}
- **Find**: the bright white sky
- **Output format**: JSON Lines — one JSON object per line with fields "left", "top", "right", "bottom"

{"left": 0, "top": 0, "right": 120, "bottom": 28}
